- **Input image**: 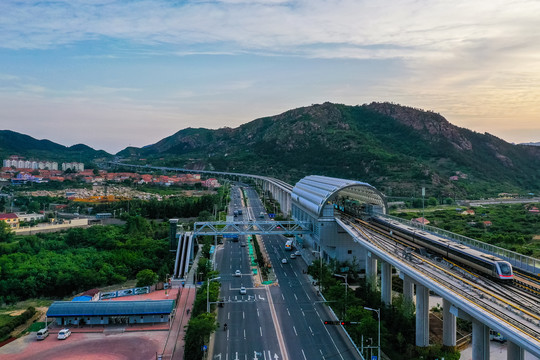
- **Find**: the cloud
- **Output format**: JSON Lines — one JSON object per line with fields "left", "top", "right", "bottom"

{"left": 1, "top": 0, "right": 538, "bottom": 61}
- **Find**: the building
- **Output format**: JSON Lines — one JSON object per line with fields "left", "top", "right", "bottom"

{"left": 412, "top": 217, "right": 430, "bottom": 225}
{"left": 46, "top": 300, "right": 175, "bottom": 326}
{"left": 0, "top": 213, "right": 19, "bottom": 229}
{"left": 16, "top": 212, "right": 45, "bottom": 222}
{"left": 62, "top": 162, "right": 85, "bottom": 172}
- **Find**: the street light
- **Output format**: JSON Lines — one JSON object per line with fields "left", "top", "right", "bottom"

{"left": 333, "top": 274, "right": 348, "bottom": 317}
{"left": 206, "top": 277, "right": 221, "bottom": 313}
{"left": 364, "top": 306, "right": 381, "bottom": 360}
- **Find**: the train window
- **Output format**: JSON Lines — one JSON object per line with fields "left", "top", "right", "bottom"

{"left": 498, "top": 262, "right": 512, "bottom": 275}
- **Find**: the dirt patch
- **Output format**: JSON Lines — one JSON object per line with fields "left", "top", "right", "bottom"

{"left": 429, "top": 312, "right": 443, "bottom": 344}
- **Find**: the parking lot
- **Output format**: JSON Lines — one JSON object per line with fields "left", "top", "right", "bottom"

{"left": 0, "top": 330, "right": 167, "bottom": 360}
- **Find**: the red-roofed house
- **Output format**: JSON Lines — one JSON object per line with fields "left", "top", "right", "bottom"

{"left": 483, "top": 221, "right": 492, "bottom": 227}
{"left": 461, "top": 209, "right": 475, "bottom": 216}
{"left": 0, "top": 213, "right": 19, "bottom": 229}
{"left": 412, "top": 217, "right": 430, "bottom": 225}
{"left": 529, "top": 207, "right": 539, "bottom": 213}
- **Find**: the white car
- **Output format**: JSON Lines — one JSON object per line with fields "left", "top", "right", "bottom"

{"left": 234, "top": 270, "right": 241, "bottom": 277}
{"left": 290, "top": 254, "right": 296, "bottom": 259}
{"left": 281, "top": 258, "right": 288, "bottom": 264}
{"left": 57, "top": 328, "right": 71, "bottom": 340}
{"left": 239, "top": 286, "right": 247, "bottom": 295}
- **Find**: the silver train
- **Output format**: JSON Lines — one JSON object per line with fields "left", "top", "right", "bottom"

{"left": 371, "top": 216, "right": 513, "bottom": 281}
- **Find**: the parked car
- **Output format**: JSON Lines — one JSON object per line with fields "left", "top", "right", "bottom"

{"left": 239, "top": 286, "right": 247, "bottom": 295}
{"left": 57, "top": 328, "right": 71, "bottom": 340}
{"left": 36, "top": 328, "right": 49, "bottom": 340}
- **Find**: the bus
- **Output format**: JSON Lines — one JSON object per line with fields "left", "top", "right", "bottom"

{"left": 285, "top": 240, "right": 293, "bottom": 251}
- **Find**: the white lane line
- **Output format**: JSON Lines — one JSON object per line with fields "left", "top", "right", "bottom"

{"left": 301, "top": 349, "right": 307, "bottom": 360}
{"left": 259, "top": 326, "right": 263, "bottom": 336}
{"left": 293, "top": 271, "right": 298, "bottom": 278}
{"left": 322, "top": 323, "right": 345, "bottom": 360}
{"left": 301, "top": 309, "right": 305, "bottom": 317}
{"left": 319, "top": 349, "right": 326, "bottom": 360}
{"left": 267, "top": 350, "right": 271, "bottom": 360}
{"left": 257, "top": 308, "right": 260, "bottom": 317}
{"left": 281, "top": 294, "right": 285, "bottom": 301}
{"left": 309, "top": 326, "right": 313, "bottom": 336}
{"left": 283, "top": 272, "right": 288, "bottom": 277}
{"left": 228, "top": 312, "right": 230, "bottom": 319}
{"left": 287, "top": 308, "right": 290, "bottom": 316}
{"left": 294, "top": 293, "right": 298, "bottom": 301}
{"left": 305, "top": 291, "right": 310, "bottom": 300}
{"left": 266, "top": 286, "right": 289, "bottom": 360}
{"left": 243, "top": 311, "right": 245, "bottom": 319}
{"left": 244, "top": 329, "right": 246, "bottom": 340}
{"left": 293, "top": 326, "right": 298, "bottom": 336}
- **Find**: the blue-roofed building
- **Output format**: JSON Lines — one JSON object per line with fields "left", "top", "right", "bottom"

{"left": 47, "top": 300, "right": 175, "bottom": 326}
{"left": 72, "top": 295, "right": 92, "bottom": 302}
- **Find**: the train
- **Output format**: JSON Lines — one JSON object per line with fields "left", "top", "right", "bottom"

{"left": 369, "top": 216, "right": 514, "bottom": 281}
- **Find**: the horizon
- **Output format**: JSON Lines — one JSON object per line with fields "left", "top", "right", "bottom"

{"left": 1, "top": 1, "right": 540, "bottom": 153}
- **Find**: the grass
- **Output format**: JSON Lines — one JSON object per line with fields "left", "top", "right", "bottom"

{"left": 0, "top": 299, "right": 53, "bottom": 315}
{"left": 0, "top": 314, "right": 13, "bottom": 327}
{"left": 23, "top": 321, "right": 52, "bottom": 334}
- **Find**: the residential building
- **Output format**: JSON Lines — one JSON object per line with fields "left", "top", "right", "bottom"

{"left": 0, "top": 213, "right": 19, "bottom": 229}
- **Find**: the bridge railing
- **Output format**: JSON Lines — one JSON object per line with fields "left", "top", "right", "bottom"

{"left": 376, "top": 212, "right": 540, "bottom": 276}
{"left": 192, "top": 220, "right": 312, "bottom": 236}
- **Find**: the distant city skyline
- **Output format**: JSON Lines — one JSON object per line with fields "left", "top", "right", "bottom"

{"left": 1, "top": 0, "right": 539, "bottom": 154}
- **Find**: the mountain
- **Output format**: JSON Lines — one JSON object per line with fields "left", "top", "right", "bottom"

{"left": 520, "top": 142, "right": 540, "bottom": 147}
{"left": 117, "top": 102, "right": 540, "bottom": 198}
{"left": 0, "top": 130, "right": 112, "bottom": 164}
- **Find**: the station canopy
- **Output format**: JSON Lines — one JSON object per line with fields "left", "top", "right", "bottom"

{"left": 47, "top": 300, "right": 175, "bottom": 317}
{"left": 291, "top": 175, "right": 387, "bottom": 217}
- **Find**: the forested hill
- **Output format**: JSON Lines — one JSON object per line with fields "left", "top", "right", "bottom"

{"left": 118, "top": 102, "right": 540, "bottom": 198}
{"left": 0, "top": 130, "right": 111, "bottom": 163}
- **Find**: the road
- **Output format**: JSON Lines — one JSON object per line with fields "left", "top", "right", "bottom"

{"left": 211, "top": 185, "right": 361, "bottom": 360}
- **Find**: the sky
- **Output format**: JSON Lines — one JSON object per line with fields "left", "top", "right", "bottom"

{"left": 1, "top": 0, "right": 539, "bottom": 154}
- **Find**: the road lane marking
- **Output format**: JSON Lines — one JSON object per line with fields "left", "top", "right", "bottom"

{"left": 266, "top": 286, "right": 289, "bottom": 360}
{"left": 294, "top": 293, "right": 298, "bottom": 301}
{"left": 260, "top": 326, "right": 263, "bottom": 336}
{"left": 281, "top": 294, "right": 285, "bottom": 301}
{"left": 228, "top": 312, "right": 230, "bottom": 319}
{"left": 301, "top": 349, "right": 307, "bottom": 360}
{"left": 244, "top": 329, "right": 246, "bottom": 340}
{"left": 286, "top": 308, "right": 290, "bottom": 316}
{"left": 293, "top": 326, "right": 297, "bottom": 336}
{"left": 319, "top": 349, "right": 326, "bottom": 360}
{"left": 309, "top": 326, "right": 313, "bottom": 336}
{"left": 301, "top": 309, "right": 305, "bottom": 317}
{"left": 243, "top": 311, "right": 245, "bottom": 319}
{"left": 257, "top": 308, "right": 260, "bottom": 317}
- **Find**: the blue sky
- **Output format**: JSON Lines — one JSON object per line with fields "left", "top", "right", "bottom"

{"left": 1, "top": 0, "right": 539, "bottom": 153}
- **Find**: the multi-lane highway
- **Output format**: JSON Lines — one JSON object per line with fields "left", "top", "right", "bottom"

{"left": 212, "top": 185, "right": 361, "bottom": 360}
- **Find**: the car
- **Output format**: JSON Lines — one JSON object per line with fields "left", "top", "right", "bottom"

{"left": 234, "top": 270, "right": 241, "bottom": 277}
{"left": 57, "top": 328, "right": 71, "bottom": 340}
{"left": 281, "top": 258, "right": 288, "bottom": 264}
{"left": 294, "top": 251, "right": 301, "bottom": 256}
{"left": 239, "top": 286, "right": 247, "bottom": 295}
{"left": 36, "top": 328, "right": 49, "bottom": 340}
{"left": 290, "top": 254, "right": 296, "bottom": 259}
{"left": 240, "top": 242, "right": 246, "bottom": 247}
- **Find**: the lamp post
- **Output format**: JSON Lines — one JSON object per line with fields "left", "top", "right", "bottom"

{"left": 206, "top": 277, "right": 221, "bottom": 313}
{"left": 333, "top": 273, "right": 348, "bottom": 317}
{"left": 364, "top": 306, "right": 381, "bottom": 360}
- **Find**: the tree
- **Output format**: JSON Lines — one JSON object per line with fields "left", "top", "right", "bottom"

{"left": 0, "top": 221, "right": 13, "bottom": 242}
{"left": 136, "top": 269, "right": 157, "bottom": 287}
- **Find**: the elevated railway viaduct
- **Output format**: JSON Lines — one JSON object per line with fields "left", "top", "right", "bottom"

{"left": 110, "top": 162, "right": 540, "bottom": 359}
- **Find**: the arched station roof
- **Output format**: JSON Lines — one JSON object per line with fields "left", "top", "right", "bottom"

{"left": 291, "top": 175, "right": 387, "bottom": 218}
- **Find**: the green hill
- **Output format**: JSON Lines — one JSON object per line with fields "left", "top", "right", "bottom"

{"left": 0, "top": 130, "right": 112, "bottom": 164}
{"left": 117, "top": 102, "right": 540, "bottom": 199}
